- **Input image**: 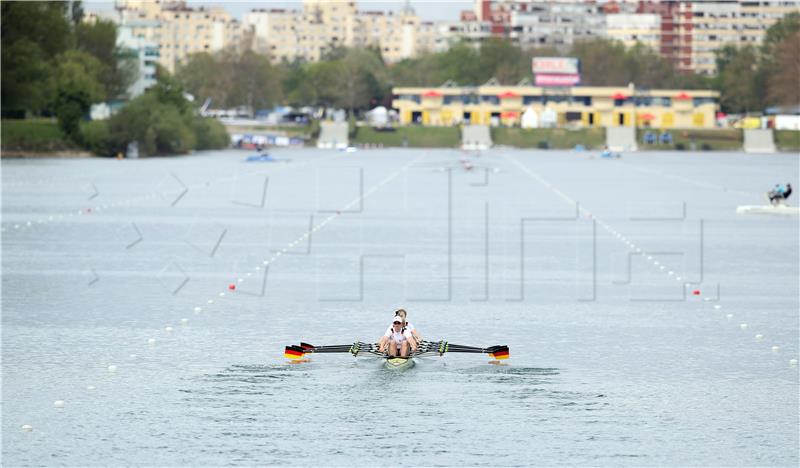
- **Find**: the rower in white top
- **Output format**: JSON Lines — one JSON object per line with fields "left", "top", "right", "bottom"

{"left": 378, "top": 309, "right": 419, "bottom": 357}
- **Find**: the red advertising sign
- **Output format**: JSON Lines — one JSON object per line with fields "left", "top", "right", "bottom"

{"left": 534, "top": 74, "right": 581, "bottom": 86}
{"left": 532, "top": 57, "right": 580, "bottom": 74}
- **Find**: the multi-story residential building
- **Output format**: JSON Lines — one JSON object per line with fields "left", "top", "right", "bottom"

{"left": 114, "top": 0, "right": 248, "bottom": 72}
{"left": 244, "top": 0, "right": 438, "bottom": 63}
{"left": 508, "top": 1, "right": 609, "bottom": 48}
{"left": 687, "top": 0, "right": 800, "bottom": 74}
{"left": 605, "top": 13, "right": 662, "bottom": 50}
{"left": 116, "top": 25, "right": 160, "bottom": 97}
{"left": 465, "top": 1, "right": 800, "bottom": 74}
{"left": 83, "top": 10, "right": 159, "bottom": 98}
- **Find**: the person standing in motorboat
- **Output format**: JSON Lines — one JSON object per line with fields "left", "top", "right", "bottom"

{"left": 768, "top": 183, "right": 792, "bottom": 205}
{"left": 378, "top": 314, "right": 418, "bottom": 357}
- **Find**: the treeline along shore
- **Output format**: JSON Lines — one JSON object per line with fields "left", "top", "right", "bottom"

{"left": 2, "top": 3, "right": 798, "bottom": 157}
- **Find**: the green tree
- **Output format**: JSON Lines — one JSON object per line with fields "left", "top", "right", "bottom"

{"left": 1, "top": 1, "right": 73, "bottom": 114}
{"left": 624, "top": 42, "right": 675, "bottom": 89}
{"left": 76, "top": 19, "right": 136, "bottom": 99}
{"left": 715, "top": 44, "right": 761, "bottom": 113}
{"left": 760, "top": 13, "right": 800, "bottom": 107}
{"left": 176, "top": 52, "right": 227, "bottom": 106}
{"left": 282, "top": 64, "right": 319, "bottom": 107}
{"left": 570, "top": 39, "right": 628, "bottom": 86}
{"left": 1, "top": 39, "right": 55, "bottom": 113}
{"left": 52, "top": 50, "right": 105, "bottom": 140}
{"left": 766, "top": 30, "right": 800, "bottom": 106}
{"left": 332, "top": 48, "right": 387, "bottom": 112}
{"left": 227, "top": 50, "right": 284, "bottom": 110}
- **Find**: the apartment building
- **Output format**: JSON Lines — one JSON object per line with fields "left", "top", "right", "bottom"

{"left": 689, "top": 0, "right": 800, "bottom": 74}
{"left": 460, "top": 1, "right": 800, "bottom": 74}
{"left": 605, "top": 13, "right": 661, "bottom": 50}
{"left": 115, "top": 0, "right": 247, "bottom": 72}
{"left": 244, "top": 0, "right": 438, "bottom": 63}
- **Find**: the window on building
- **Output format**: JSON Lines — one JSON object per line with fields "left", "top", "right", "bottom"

{"left": 545, "top": 95, "right": 568, "bottom": 104}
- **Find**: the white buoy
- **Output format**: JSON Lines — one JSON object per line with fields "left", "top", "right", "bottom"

{"left": 193, "top": 307, "right": 202, "bottom": 313}
{"left": 668, "top": 271, "right": 674, "bottom": 276}
{"left": 238, "top": 278, "right": 244, "bottom": 283}
{"left": 129, "top": 354, "right": 137, "bottom": 359}
{"left": 54, "top": 400, "right": 65, "bottom": 408}
{"left": 714, "top": 305, "right": 721, "bottom": 310}
{"left": 755, "top": 334, "right": 764, "bottom": 341}
{"left": 148, "top": 338, "right": 156, "bottom": 346}
{"left": 86, "top": 385, "right": 96, "bottom": 390}
{"left": 207, "top": 299, "right": 214, "bottom": 304}
{"left": 726, "top": 314, "right": 733, "bottom": 319}
{"left": 219, "top": 292, "right": 225, "bottom": 297}
{"left": 790, "top": 359, "right": 798, "bottom": 367}
{"left": 21, "top": 424, "right": 33, "bottom": 432}
{"left": 180, "top": 318, "right": 189, "bottom": 325}
{"left": 108, "top": 365, "right": 118, "bottom": 373}
{"left": 660, "top": 266, "right": 665, "bottom": 270}
{"left": 772, "top": 346, "right": 780, "bottom": 353}
{"left": 165, "top": 326, "right": 173, "bottom": 333}
{"left": 740, "top": 323, "right": 748, "bottom": 330}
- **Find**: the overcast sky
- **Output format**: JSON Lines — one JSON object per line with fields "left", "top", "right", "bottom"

{"left": 83, "top": 1, "right": 474, "bottom": 22}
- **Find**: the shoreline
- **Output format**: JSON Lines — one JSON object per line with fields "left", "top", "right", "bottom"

{"left": 1, "top": 150, "right": 94, "bottom": 159}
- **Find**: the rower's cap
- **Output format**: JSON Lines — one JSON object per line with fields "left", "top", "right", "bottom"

{"left": 392, "top": 316, "right": 403, "bottom": 324}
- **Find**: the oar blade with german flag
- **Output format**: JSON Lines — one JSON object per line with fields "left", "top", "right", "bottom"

{"left": 284, "top": 345, "right": 306, "bottom": 360}
{"left": 487, "top": 345, "right": 510, "bottom": 360}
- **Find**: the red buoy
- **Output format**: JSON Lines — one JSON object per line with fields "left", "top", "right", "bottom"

{"left": 228, "top": 284, "right": 236, "bottom": 290}
{"left": 692, "top": 289, "right": 701, "bottom": 295}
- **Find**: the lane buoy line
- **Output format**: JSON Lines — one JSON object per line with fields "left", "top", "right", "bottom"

{"left": 502, "top": 152, "right": 797, "bottom": 369}
{"left": 28, "top": 152, "right": 427, "bottom": 430}
{"left": 1, "top": 151, "right": 346, "bottom": 234}
{"left": 15, "top": 152, "right": 349, "bottom": 430}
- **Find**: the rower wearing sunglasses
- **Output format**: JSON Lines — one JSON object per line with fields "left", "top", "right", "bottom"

{"left": 378, "top": 312, "right": 419, "bottom": 357}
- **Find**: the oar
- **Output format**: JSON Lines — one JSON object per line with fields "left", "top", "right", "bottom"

{"left": 284, "top": 342, "right": 387, "bottom": 360}
{"left": 417, "top": 341, "right": 510, "bottom": 359}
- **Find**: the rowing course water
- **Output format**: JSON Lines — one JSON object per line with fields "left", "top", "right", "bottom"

{"left": 2, "top": 148, "right": 798, "bottom": 466}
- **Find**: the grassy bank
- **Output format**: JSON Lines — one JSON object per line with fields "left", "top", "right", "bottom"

{"left": 492, "top": 127, "right": 605, "bottom": 149}
{"left": 775, "top": 130, "right": 800, "bottom": 152}
{"left": 1, "top": 119, "right": 77, "bottom": 153}
{"left": 353, "top": 126, "right": 460, "bottom": 148}
{"left": 637, "top": 128, "right": 743, "bottom": 151}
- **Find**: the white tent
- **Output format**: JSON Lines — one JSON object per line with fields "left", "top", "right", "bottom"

{"left": 521, "top": 107, "right": 539, "bottom": 129}
{"left": 540, "top": 107, "right": 557, "bottom": 128}
{"left": 366, "top": 106, "right": 389, "bottom": 127}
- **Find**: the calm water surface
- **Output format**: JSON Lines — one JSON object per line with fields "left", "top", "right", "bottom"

{"left": 2, "top": 148, "right": 798, "bottom": 466}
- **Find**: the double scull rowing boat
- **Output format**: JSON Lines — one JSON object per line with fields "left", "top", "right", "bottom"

{"left": 284, "top": 340, "right": 509, "bottom": 369}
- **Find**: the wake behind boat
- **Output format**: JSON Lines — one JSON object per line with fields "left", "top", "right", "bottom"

{"left": 736, "top": 204, "right": 799, "bottom": 216}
